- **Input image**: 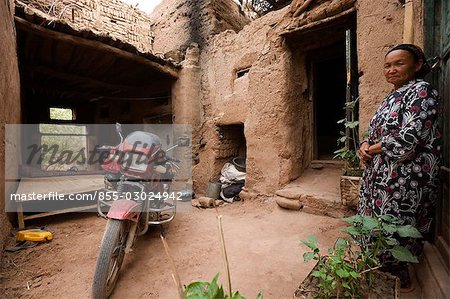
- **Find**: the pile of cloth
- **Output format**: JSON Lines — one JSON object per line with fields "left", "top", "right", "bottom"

{"left": 219, "top": 162, "right": 246, "bottom": 203}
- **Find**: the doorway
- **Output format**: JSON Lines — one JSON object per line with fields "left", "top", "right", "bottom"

{"left": 312, "top": 47, "right": 347, "bottom": 160}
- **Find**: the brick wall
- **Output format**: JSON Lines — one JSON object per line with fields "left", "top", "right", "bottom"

{"left": 16, "top": 0, "right": 154, "bottom": 53}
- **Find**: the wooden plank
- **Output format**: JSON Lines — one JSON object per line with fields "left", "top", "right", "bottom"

{"left": 15, "top": 175, "right": 104, "bottom": 201}
{"left": 14, "top": 16, "right": 179, "bottom": 78}
{"left": 22, "top": 204, "right": 97, "bottom": 221}
{"left": 293, "top": 0, "right": 314, "bottom": 17}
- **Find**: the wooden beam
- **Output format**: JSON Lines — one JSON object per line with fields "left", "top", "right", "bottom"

{"left": 28, "top": 66, "right": 172, "bottom": 100}
{"left": 32, "top": 86, "right": 171, "bottom": 102}
{"left": 293, "top": 0, "right": 314, "bottom": 18}
{"left": 31, "top": 66, "right": 138, "bottom": 95}
{"left": 15, "top": 16, "right": 179, "bottom": 78}
{"left": 280, "top": 7, "right": 356, "bottom": 36}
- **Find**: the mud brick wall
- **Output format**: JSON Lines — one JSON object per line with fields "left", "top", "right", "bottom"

{"left": 0, "top": 0, "right": 21, "bottom": 260}
{"left": 17, "top": 0, "right": 154, "bottom": 52}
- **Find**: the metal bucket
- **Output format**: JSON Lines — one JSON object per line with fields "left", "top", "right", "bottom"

{"left": 206, "top": 181, "right": 221, "bottom": 200}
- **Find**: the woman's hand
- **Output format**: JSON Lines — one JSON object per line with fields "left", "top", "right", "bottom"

{"left": 367, "top": 143, "right": 383, "bottom": 155}
{"left": 359, "top": 141, "right": 372, "bottom": 166}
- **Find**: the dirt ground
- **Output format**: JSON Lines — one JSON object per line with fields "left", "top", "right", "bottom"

{"left": 0, "top": 199, "right": 346, "bottom": 299}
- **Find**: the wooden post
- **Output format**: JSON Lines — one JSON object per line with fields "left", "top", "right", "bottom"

{"left": 403, "top": 0, "right": 414, "bottom": 43}
{"left": 17, "top": 202, "right": 25, "bottom": 229}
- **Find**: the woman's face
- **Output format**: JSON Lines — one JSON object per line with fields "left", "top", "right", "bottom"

{"left": 383, "top": 49, "right": 422, "bottom": 89}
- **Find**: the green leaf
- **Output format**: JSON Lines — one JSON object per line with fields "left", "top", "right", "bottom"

{"left": 231, "top": 291, "right": 246, "bottom": 299}
{"left": 336, "top": 268, "right": 350, "bottom": 278}
{"left": 300, "top": 235, "right": 318, "bottom": 250}
{"left": 345, "top": 121, "right": 359, "bottom": 129}
{"left": 388, "top": 246, "right": 419, "bottom": 263}
{"left": 303, "top": 252, "right": 315, "bottom": 263}
{"left": 312, "top": 270, "right": 326, "bottom": 279}
{"left": 207, "top": 273, "right": 223, "bottom": 298}
{"left": 396, "top": 225, "right": 423, "bottom": 238}
{"left": 349, "top": 271, "right": 360, "bottom": 278}
{"left": 385, "top": 237, "right": 398, "bottom": 246}
{"left": 382, "top": 223, "right": 398, "bottom": 234}
{"left": 333, "top": 148, "right": 346, "bottom": 154}
{"left": 337, "top": 118, "right": 346, "bottom": 124}
{"left": 380, "top": 214, "right": 402, "bottom": 224}
{"left": 362, "top": 217, "right": 379, "bottom": 230}
{"left": 341, "top": 226, "right": 362, "bottom": 236}
{"left": 335, "top": 238, "right": 348, "bottom": 249}
{"left": 184, "top": 282, "right": 209, "bottom": 297}
{"left": 342, "top": 215, "right": 363, "bottom": 224}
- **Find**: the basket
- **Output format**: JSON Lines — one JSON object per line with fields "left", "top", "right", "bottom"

{"left": 340, "top": 175, "right": 362, "bottom": 207}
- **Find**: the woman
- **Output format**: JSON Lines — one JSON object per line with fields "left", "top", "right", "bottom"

{"left": 357, "top": 44, "right": 441, "bottom": 290}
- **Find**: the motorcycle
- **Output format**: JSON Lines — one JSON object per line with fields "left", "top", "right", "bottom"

{"left": 92, "top": 123, "right": 189, "bottom": 299}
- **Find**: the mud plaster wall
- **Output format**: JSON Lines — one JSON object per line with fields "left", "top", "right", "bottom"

{"left": 0, "top": 0, "right": 21, "bottom": 258}
{"left": 193, "top": 7, "right": 311, "bottom": 195}
{"left": 356, "top": 0, "right": 424, "bottom": 135}
{"left": 150, "top": 0, "right": 250, "bottom": 55}
{"left": 150, "top": 0, "right": 251, "bottom": 192}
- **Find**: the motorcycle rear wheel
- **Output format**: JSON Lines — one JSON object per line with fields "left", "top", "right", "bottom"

{"left": 92, "top": 219, "right": 129, "bottom": 299}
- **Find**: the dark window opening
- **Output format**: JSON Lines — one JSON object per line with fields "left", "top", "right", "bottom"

{"left": 236, "top": 67, "right": 250, "bottom": 79}
{"left": 214, "top": 124, "right": 247, "bottom": 177}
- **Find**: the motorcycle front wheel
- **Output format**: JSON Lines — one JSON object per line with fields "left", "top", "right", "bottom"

{"left": 92, "top": 219, "right": 129, "bottom": 299}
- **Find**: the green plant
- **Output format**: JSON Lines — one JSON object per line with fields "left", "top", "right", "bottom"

{"left": 184, "top": 273, "right": 263, "bottom": 299}
{"left": 301, "top": 215, "right": 422, "bottom": 298}
{"left": 334, "top": 98, "right": 367, "bottom": 176}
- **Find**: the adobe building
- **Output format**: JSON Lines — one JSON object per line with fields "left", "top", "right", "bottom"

{"left": 1, "top": 0, "right": 448, "bottom": 296}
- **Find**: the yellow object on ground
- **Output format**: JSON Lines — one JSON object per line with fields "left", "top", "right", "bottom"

{"left": 16, "top": 229, "right": 53, "bottom": 242}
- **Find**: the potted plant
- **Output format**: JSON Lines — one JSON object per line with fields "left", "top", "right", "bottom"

{"left": 295, "top": 215, "right": 422, "bottom": 299}
{"left": 333, "top": 97, "right": 367, "bottom": 207}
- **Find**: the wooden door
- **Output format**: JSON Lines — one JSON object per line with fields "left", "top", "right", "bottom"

{"left": 425, "top": 0, "right": 450, "bottom": 270}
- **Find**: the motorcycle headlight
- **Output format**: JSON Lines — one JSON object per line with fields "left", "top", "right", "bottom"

{"left": 123, "top": 152, "right": 148, "bottom": 172}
